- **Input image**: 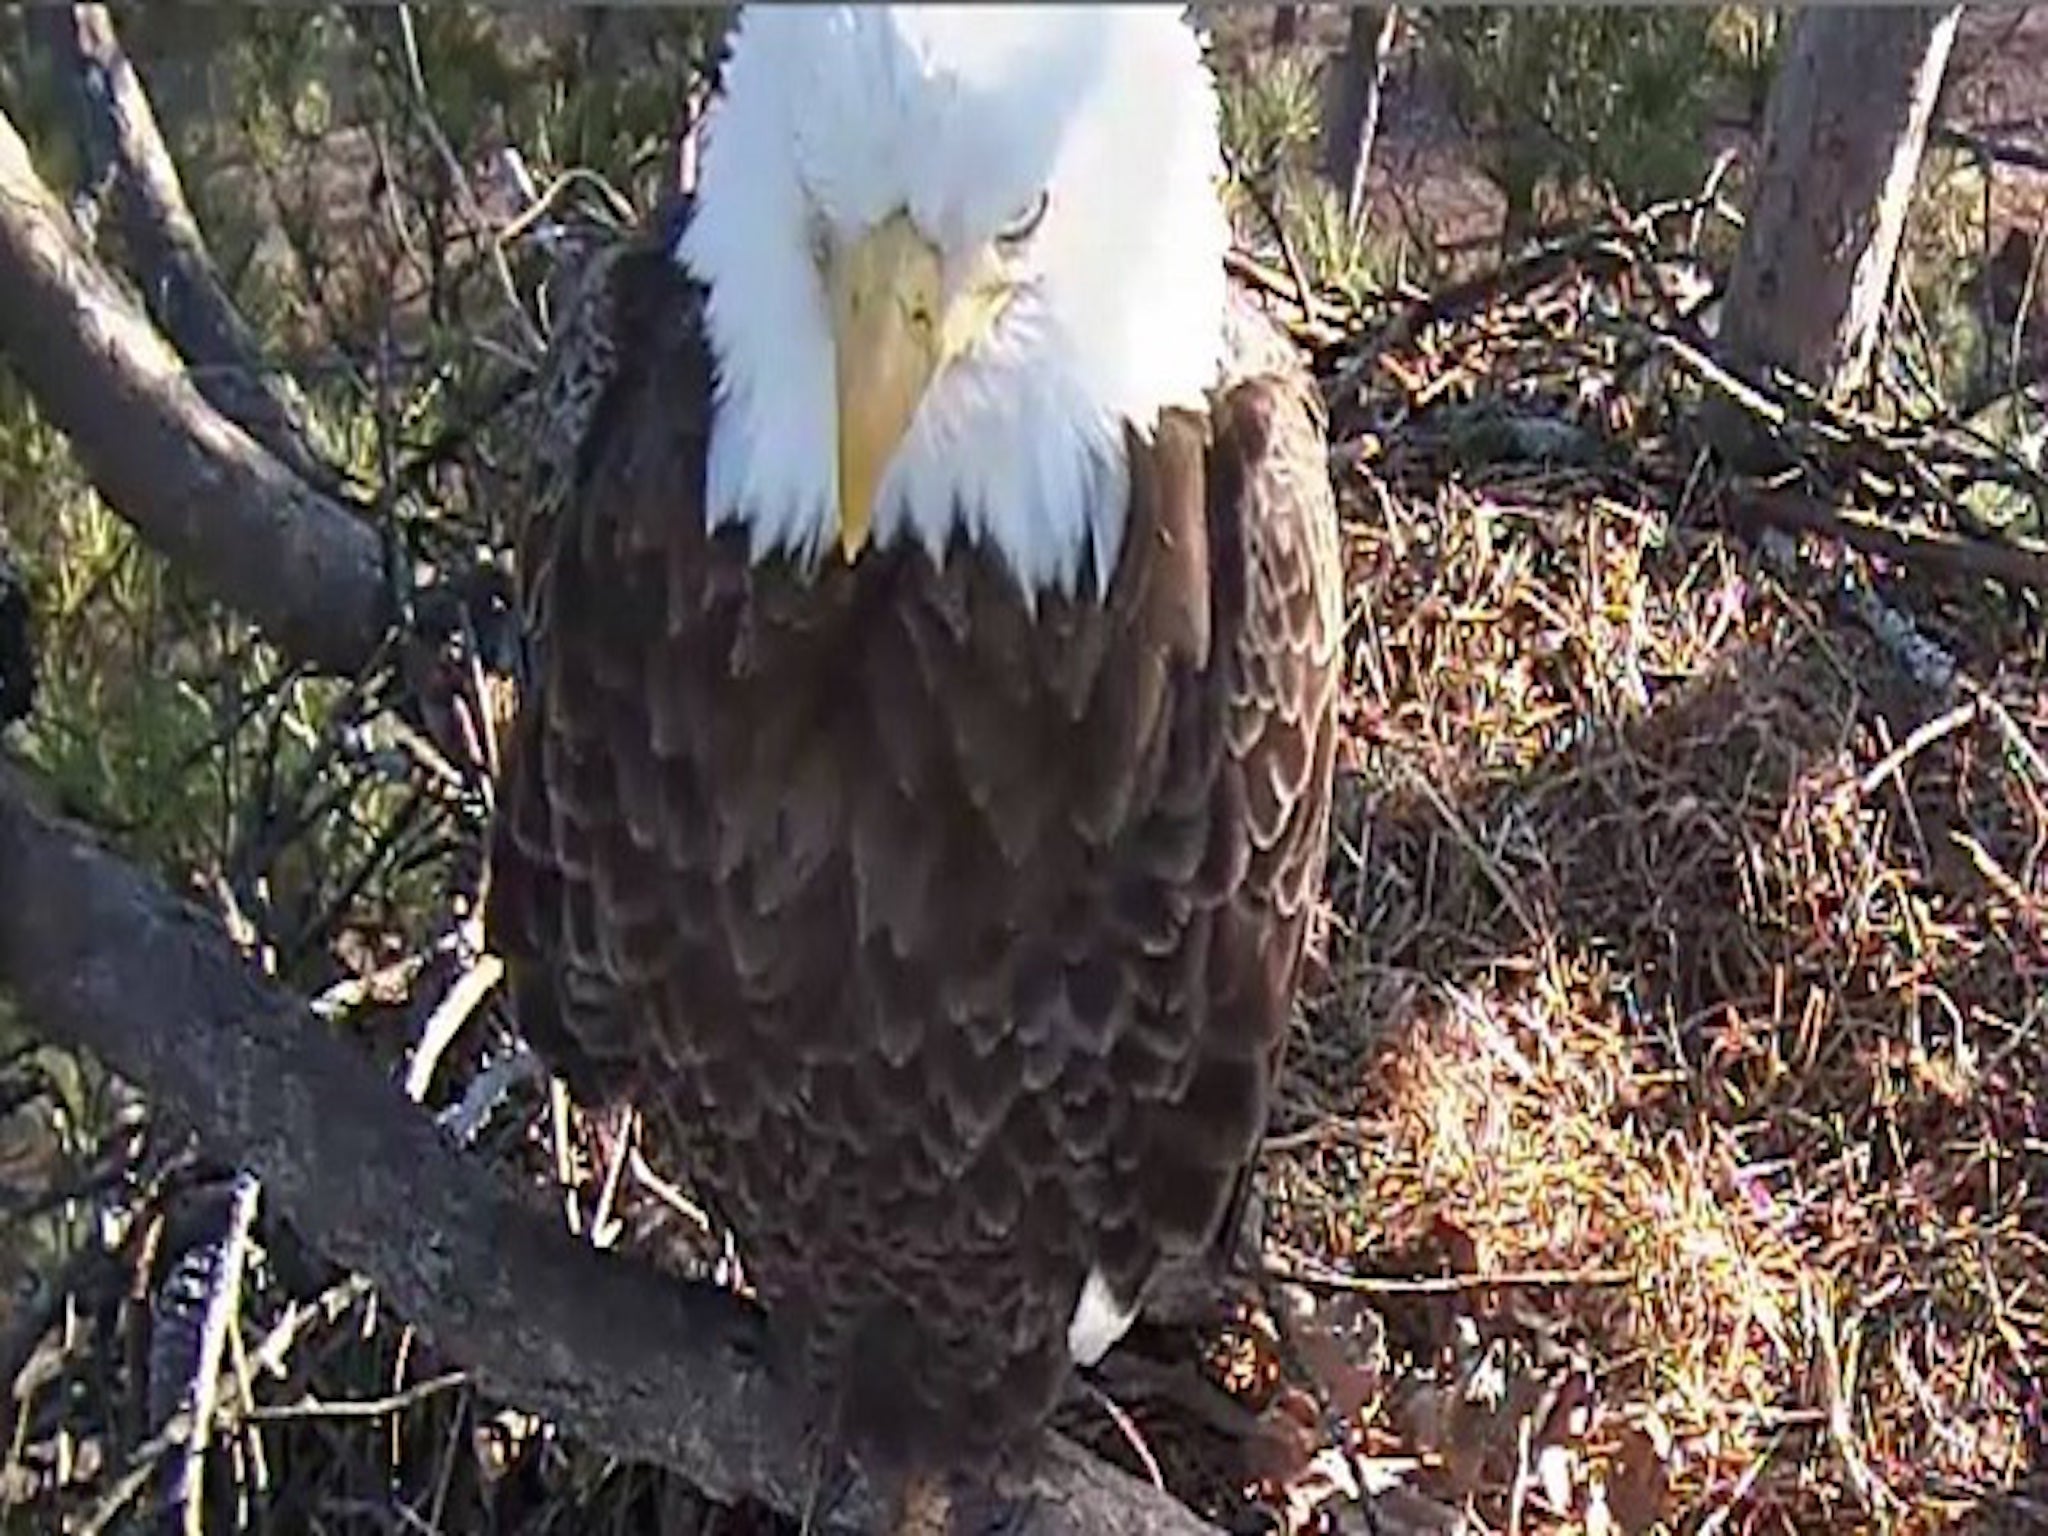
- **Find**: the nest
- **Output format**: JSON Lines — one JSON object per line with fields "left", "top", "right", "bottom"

{"left": 3, "top": 190, "right": 2045, "bottom": 1536}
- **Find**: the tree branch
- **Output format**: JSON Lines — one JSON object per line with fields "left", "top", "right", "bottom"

{"left": 0, "top": 764, "right": 1225, "bottom": 1536}
{"left": 40, "top": 4, "right": 345, "bottom": 498}
{"left": 0, "top": 104, "right": 389, "bottom": 675}
{"left": 1731, "top": 488, "right": 2048, "bottom": 593}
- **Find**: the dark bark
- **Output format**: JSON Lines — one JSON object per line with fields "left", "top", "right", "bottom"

{"left": 0, "top": 106, "right": 390, "bottom": 675}
{"left": 0, "top": 764, "right": 1228, "bottom": 1536}
{"left": 40, "top": 4, "right": 343, "bottom": 497}
{"left": 0, "top": 555, "right": 30, "bottom": 729}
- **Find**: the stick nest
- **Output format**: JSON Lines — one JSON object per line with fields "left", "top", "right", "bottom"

{"left": 4, "top": 189, "right": 2046, "bottom": 1535}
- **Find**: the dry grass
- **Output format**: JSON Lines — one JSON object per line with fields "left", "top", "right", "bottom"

{"left": 1208, "top": 223, "right": 2047, "bottom": 1532}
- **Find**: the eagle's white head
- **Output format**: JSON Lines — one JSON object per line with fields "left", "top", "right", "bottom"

{"left": 677, "top": 4, "right": 1230, "bottom": 599}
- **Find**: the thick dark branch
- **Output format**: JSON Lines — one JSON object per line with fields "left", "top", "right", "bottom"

{"left": 1732, "top": 488, "right": 2048, "bottom": 593}
{"left": 0, "top": 765, "right": 1224, "bottom": 1536}
{"left": 43, "top": 4, "right": 343, "bottom": 497}
{"left": 0, "top": 106, "right": 389, "bottom": 675}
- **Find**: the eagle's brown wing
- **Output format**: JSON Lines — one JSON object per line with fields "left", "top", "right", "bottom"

{"left": 487, "top": 215, "right": 704, "bottom": 1109}
{"left": 1142, "top": 338, "right": 1346, "bottom": 1287}
{"left": 483, "top": 225, "right": 1344, "bottom": 1477}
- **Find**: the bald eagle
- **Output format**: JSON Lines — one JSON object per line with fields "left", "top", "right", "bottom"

{"left": 485, "top": 2, "right": 1343, "bottom": 1517}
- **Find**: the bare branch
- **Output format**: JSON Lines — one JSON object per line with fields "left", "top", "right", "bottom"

{"left": 0, "top": 105, "right": 389, "bottom": 675}
{"left": 152, "top": 1171, "right": 261, "bottom": 1535}
{"left": 0, "top": 764, "right": 1227, "bottom": 1536}
{"left": 41, "top": 4, "right": 344, "bottom": 497}
{"left": 1731, "top": 488, "right": 2048, "bottom": 594}
{"left": 388, "top": 4, "right": 545, "bottom": 363}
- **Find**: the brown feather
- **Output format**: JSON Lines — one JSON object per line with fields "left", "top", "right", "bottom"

{"left": 485, "top": 221, "right": 1343, "bottom": 1484}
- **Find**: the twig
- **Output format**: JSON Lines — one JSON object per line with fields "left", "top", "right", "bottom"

{"left": 1082, "top": 1383, "right": 1165, "bottom": 1493}
{"left": 1969, "top": 679, "right": 2048, "bottom": 793}
{"left": 243, "top": 1370, "right": 469, "bottom": 1424}
{"left": 1234, "top": 164, "right": 1317, "bottom": 332}
{"left": 1856, "top": 699, "right": 1981, "bottom": 797}
{"left": 1330, "top": 218, "right": 1664, "bottom": 400}
{"left": 497, "top": 164, "right": 638, "bottom": 250}
{"left": 1801, "top": 1272, "right": 1897, "bottom": 1518}
{"left": 1932, "top": 124, "right": 2048, "bottom": 175}
{"left": 1401, "top": 764, "right": 1542, "bottom": 947}
{"left": 156, "top": 1172, "right": 261, "bottom": 1536}
{"left": 85, "top": 1268, "right": 364, "bottom": 1536}
{"left": 1328, "top": 6, "right": 1400, "bottom": 235}
{"left": 390, "top": 5, "right": 545, "bottom": 362}
{"left": 588, "top": 1106, "right": 635, "bottom": 1250}
{"left": 402, "top": 953, "right": 504, "bottom": 1104}
{"left": 81, "top": 1414, "right": 189, "bottom": 1536}
{"left": 1268, "top": 1254, "right": 1630, "bottom": 1296}
{"left": 1225, "top": 248, "right": 1357, "bottom": 330}
{"left": 1639, "top": 319, "right": 1789, "bottom": 428}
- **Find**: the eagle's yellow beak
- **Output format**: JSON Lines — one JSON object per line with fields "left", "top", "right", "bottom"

{"left": 826, "top": 213, "right": 1006, "bottom": 562}
{"left": 828, "top": 214, "right": 942, "bottom": 563}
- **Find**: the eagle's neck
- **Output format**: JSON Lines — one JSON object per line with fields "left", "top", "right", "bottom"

{"left": 693, "top": 293, "right": 1144, "bottom": 604}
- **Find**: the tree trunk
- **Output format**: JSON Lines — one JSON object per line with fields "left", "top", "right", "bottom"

{"left": 1712, "top": 6, "right": 1962, "bottom": 462}
{"left": 1322, "top": 6, "right": 1400, "bottom": 234}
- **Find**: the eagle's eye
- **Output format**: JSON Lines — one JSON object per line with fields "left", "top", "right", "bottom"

{"left": 995, "top": 191, "right": 1050, "bottom": 251}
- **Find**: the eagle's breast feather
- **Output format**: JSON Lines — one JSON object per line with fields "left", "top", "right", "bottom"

{"left": 485, "top": 225, "right": 1343, "bottom": 1477}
